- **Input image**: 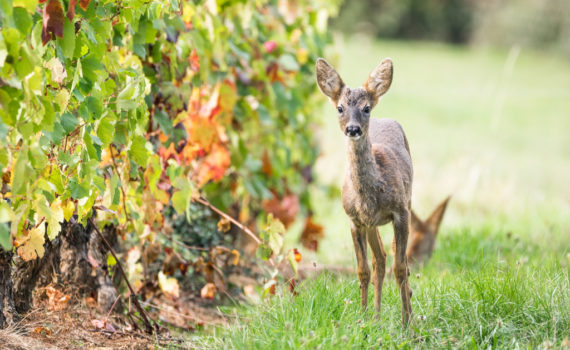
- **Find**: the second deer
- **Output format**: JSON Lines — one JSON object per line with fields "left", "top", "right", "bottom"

{"left": 316, "top": 57, "right": 414, "bottom": 325}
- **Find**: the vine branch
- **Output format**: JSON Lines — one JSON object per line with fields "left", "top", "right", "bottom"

{"left": 88, "top": 217, "right": 155, "bottom": 334}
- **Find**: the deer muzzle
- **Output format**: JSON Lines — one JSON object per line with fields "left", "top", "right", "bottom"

{"left": 345, "top": 125, "right": 362, "bottom": 139}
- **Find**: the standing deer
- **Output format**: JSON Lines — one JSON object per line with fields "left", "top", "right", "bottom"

{"left": 316, "top": 58, "right": 413, "bottom": 325}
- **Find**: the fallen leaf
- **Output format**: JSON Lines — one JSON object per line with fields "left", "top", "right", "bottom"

{"left": 45, "top": 285, "right": 70, "bottom": 311}
{"left": 158, "top": 271, "right": 180, "bottom": 299}
{"left": 200, "top": 282, "right": 216, "bottom": 299}
{"left": 34, "top": 326, "right": 52, "bottom": 335}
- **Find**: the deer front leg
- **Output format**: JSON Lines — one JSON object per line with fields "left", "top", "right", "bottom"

{"left": 367, "top": 227, "right": 386, "bottom": 317}
{"left": 351, "top": 223, "right": 370, "bottom": 311}
{"left": 393, "top": 210, "right": 413, "bottom": 326}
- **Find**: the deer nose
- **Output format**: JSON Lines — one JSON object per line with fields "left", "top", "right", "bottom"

{"left": 345, "top": 125, "right": 362, "bottom": 137}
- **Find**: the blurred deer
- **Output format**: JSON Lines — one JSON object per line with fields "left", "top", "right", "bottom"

{"left": 406, "top": 196, "right": 450, "bottom": 265}
{"left": 316, "top": 58, "right": 413, "bottom": 325}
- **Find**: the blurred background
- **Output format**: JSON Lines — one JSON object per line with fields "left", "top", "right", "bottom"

{"left": 288, "top": 0, "right": 570, "bottom": 265}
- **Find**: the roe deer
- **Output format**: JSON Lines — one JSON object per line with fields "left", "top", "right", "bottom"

{"left": 406, "top": 196, "right": 450, "bottom": 265}
{"left": 316, "top": 58, "right": 413, "bottom": 325}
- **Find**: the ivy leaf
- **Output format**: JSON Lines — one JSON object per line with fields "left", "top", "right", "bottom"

{"left": 41, "top": 0, "right": 65, "bottom": 45}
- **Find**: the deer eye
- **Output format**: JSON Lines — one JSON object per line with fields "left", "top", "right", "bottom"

{"left": 337, "top": 106, "right": 343, "bottom": 113}
{"left": 363, "top": 106, "right": 370, "bottom": 114}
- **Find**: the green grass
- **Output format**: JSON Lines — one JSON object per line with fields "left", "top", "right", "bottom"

{"left": 194, "top": 228, "right": 569, "bottom": 349}
{"left": 190, "top": 37, "right": 570, "bottom": 348}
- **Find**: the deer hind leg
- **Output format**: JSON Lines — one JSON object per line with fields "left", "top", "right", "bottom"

{"left": 392, "top": 210, "right": 413, "bottom": 326}
{"left": 367, "top": 227, "right": 386, "bottom": 317}
{"left": 351, "top": 223, "right": 370, "bottom": 311}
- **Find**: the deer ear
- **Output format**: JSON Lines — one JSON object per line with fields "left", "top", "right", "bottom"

{"left": 364, "top": 58, "right": 393, "bottom": 105}
{"left": 425, "top": 196, "right": 451, "bottom": 236}
{"left": 316, "top": 58, "right": 345, "bottom": 103}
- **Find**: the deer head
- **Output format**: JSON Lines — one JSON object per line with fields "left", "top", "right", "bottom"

{"left": 315, "top": 58, "right": 393, "bottom": 140}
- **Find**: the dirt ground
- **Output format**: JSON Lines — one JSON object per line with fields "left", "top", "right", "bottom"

{"left": 0, "top": 289, "right": 227, "bottom": 349}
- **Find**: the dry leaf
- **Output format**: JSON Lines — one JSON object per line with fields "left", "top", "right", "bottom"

{"left": 158, "top": 271, "right": 180, "bottom": 299}
{"left": 45, "top": 285, "right": 70, "bottom": 311}
{"left": 262, "top": 193, "right": 299, "bottom": 229}
{"left": 299, "top": 215, "right": 324, "bottom": 251}
{"left": 15, "top": 225, "right": 46, "bottom": 261}
{"left": 217, "top": 218, "right": 231, "bottom": 233}
{"left": 42, "top": 0, "right": 65, "bottom": 45}
{"left": 200, "top": 282, "right": 216, "bottom": 299}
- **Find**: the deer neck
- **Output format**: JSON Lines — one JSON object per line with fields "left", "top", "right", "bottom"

{"left": 346, "top": 134, "right": 382, "bottom": 192}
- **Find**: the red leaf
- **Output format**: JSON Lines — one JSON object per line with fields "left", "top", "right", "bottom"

{"left": 262, "top": 193, "right": 299, "bottom": 228}
{"left": 189, "top": 49, "right": 200, "bottom": 71}
{"left": 79, "top": 0, "right": 91, "bottom": 10}
{"left": 42, "top": 0, "right": 65, "bottom": 45}
{"left": 293, "top": 248, "right": 302, "bottom": 263}
{"left": 66, "top": 0, "right": 77, "bottom": 20}
{"left": 299, "top": 215, "right": 324, "bottom": 251}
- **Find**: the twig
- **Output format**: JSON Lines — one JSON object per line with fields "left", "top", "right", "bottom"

{"left": 88, "top": 217, "right": 155, "bottom": 334}
{"left": 194, "top": 197, "right": 261, "bottom": 245}
{"left": 104, "top": 294, "right": 121, "bottom": 324}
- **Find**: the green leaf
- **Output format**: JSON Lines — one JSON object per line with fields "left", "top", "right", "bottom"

{"left": 265, "top": 214, "right": 285, "bottom": 255}
{"left": 129, "top": 135, "right": 149, "bottom": 167}
{"left": 256, "top": 243, "right": 272, "bottom": 261}
{"left": 0, "top": 35, "right": 7, "bottom": 68}
{"left": 69, "top": 178, "right": 89, "bottom": 199}
{"left": 11, "top": 150, "right": 31, "bottom": 195}
{"left": 13, "top": 0, "right": 38, "bottom": 13}
{"left": 60, "top": 112, "right": 78, "bottom": 133}
{"left": 0, "top": 223, "right": 11, "bottom": 251}
{"left": 0, "top": 201, "right": 13, "bottom": 223}
{"left": 57, "top": 18, "right": 76, "bottom": 59}
{"left": 97, "top": 114, "right": 115, "bottom": 147}
{"left": 13, "top": 6, "right": 32, "bottom": 35}
{"left": 278, "top": 54, "right": 299, "bottom": 71}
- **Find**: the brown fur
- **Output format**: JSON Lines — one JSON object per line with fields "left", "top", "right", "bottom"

{"left": 406, "top": 196, "right": 450, "bottom": 265}
{"left": 316, "top": 58, "right": 413, "bottom": 325}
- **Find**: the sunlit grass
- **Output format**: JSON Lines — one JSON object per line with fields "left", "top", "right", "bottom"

{"left": 195, "top": 227, "right": 569, "bottom": 348}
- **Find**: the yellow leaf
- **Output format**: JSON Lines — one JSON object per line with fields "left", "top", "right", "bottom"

{"left": 231, "top": 249, "right": 240, "bottom": 266}
{"left": 158, "top": 271, "right": 180, "bottom": 299}
{"left": 16, "top": 225, "right": 46, "bottom": 260}
{"left": 62, "top": 200, "right": 75, "bottom": 221}
{"left": 47, "top": 198, "right": 64, "bottom": 240}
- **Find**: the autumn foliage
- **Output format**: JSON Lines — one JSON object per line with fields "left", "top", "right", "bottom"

{"left": 0, "top": 0, "right": 338, "bottom": 312}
